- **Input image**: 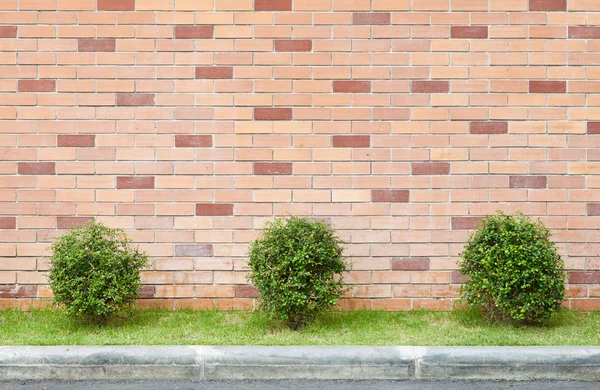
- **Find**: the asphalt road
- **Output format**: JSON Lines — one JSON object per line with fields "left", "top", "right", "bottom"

{"left": 1, "top": 381, "right": 598, "bottom": 390}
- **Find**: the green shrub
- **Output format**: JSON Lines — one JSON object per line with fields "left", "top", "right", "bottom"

{"left": 457, "top": 212, "right": 566, "bottom": 325}
{"left": 48, "top": 221, "right": 148, "bottom": 323}
{"left": 248, "top": 216, "right": 349, "bottom": 329}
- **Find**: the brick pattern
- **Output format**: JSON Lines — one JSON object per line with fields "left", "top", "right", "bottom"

{"left": 1, "top": 0, "right": 599, "bottom": 311}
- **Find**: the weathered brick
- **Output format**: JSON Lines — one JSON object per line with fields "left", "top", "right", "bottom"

{"left": 175, "top": 26, "right": 214, "bottom": 39}
{"left": 569, "top": 272, "right": 600, "bottom": 284}
{"left": 57, "top": 135, "right": 95, "bottom": 147}
{"left": 588, "top": 204, "right": 600, "bottom": 216}
{"left": 412, "top": 81, "right": 449, "bottom": 93}
{"left": 332, "top": 135, "right": 371, "bottom": 148}
{"left": 18, "top": 80, "right": 56, "bottom": 92}
{"left": 254, "top": 162, "right": 293, "bottom": 175}
{"left": 0, "top": 285, "right": 36, "bottom": 298}
{"left": 452, "top": 217, "right": 485, "bottom": 230}
{"left": 196, "top": 204, "right": 234, "bottom": 216}
{"left": 274, "top": 40, "right": 312, "bottom": 52}
{"left": 353, "top": 13, "right": 391, "bottom": 25}
{"left": 470, "top": 122, "right": 508, "bottom": 134}
{"left": 412, "top": 162, "right": 450, "bottom": 175}
{"left": 255, "top": 0, "right": 291, "bottom": 11}
{"left": 529, "top": 0, "right": 566, "bottom": 11}
{"left": 254, "top": 108, "right": 292, "bottom": 120}
{"left": 138, "top": 286, "right": 155, "bottom": 299}
{"left": 18, "top": 162, "right": 55, "bottom": 175}
{"left": 175, "top": 245, "right": 214, "bottom": 257}
{"left": 78, "top": 39, "right": 116, "bottom": 52}
{"left": 509, "top": 176, "right": 547, "bottom": 189}
{"left": 0, "top": 27, "right": 17, "bottom": 38}
{"left": 117, "top": 94, "right": 155, "bottom": 106}
{"left": 451, "top": 271, "right": 469, "bottom": 284}
{"left": 569, "top": 27, "right": 600, "bottom": 39}
{"left": 333, "top": 81, "right": 371, "bottom": 93}
{"left": 529, "top": 81, "right": 566, "bottom": 93}
{"left": 195, "top": 67, "right": 233, "bottom": 79}
{"left": 372, "top": 190, "right": 409, "bottom": 203}
{"left": 117, "top": 176, "right": 155, "bottom": 189}
{"left": 451, "top": 26, "right": 488, "bottom": 39}
{"left": 235, "top": 285, "right": 259, "bottom": 298}
{"left": 175, "top": 135, "right": 213, "bottom": 147}
{"left": 0, "top": 218, "right": 16, "bottom": 229}
{"left": 392, "top": 258, "right": 430, "bottom": 270}
{"left": 57, "top": 217, "right": 94, "bottom": 229}
{"left": 97, "top": 0, "right": 135, "bottom": 11}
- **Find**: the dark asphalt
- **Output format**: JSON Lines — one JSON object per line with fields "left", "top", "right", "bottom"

{"left": 0, "top": 380, "right": 598, "bottom": 390}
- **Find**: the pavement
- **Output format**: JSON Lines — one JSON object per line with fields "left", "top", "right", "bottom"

{"left": 1, "top": 346, "right": 600, "bottom": 382}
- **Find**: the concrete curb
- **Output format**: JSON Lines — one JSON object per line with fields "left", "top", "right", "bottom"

{"left": 1, "top": 346, "right": 600, "bottom": 381}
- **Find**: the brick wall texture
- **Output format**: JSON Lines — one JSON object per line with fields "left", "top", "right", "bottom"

{"left": 2, "top": 0, "right": 600, "bottom": 311}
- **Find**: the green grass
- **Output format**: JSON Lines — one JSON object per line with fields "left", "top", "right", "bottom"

{"left": 0, "top": 309, "right": 599, "bottom": 346}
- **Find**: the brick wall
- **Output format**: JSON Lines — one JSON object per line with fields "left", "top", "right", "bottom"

{"left": 1, "top": 0, "right": 599, "bottom": 311}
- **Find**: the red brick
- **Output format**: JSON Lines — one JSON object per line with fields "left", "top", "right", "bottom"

{"left": 195, "top": 67, "right": 233, "bottom": 79}
{"left": 372, "top": 190, "right": 409, "bottom": 203}
{"left": 509, "top": 176, "right": 547, "bottom": 189}
{"left": 274, "top": 40, "right": 312, "bottom": 52}
{"left": 412, "top": 81, "right": 449, "bottom": 93}
{"left": 588, "top": 204, "right": 600, "bottom": 216}
{"left": 0, "top": 27, "right": 17, "bottom": 38}
{"left": 254, "top": 108, "right": 292, "bottom": 121}
{"left": 97, "top": 0, "right": 135, "bottom": 11}
{"left": 57, "top": 135, "right": 95, "bottom": 147}
{"left": 333, "top": 81, "right": 371, "bottom": 93}
{"left": 18, "top": 162, "right": 55, "bottom": 175}
{"left": 332, "top": 135, "right": 370, "bottom": 148}
{"left": 569, "top": 27, "right": 600, "bottom": 39}
{"left": 175, "top": 135, "right": 213, "bottom": 147}
{"left": 175, "top": 26, "right": 213, "bottom": 39}
{"left": 57, "top": 217, "right": 94, "bottom": 229}
{"left": 412, "top": 162, "right": 450, "bottom": 175}
{"left": 452, "top": 217, "right": 485, "bottom": 230}
{"left": 451, "top": 271, "right": 469, "bottom": 284}
{"left": 78, "top": 39, "right": 116, "bottom": 52}
{"left": 18, "top": 80, "right": 56, "bottom": 93}
{"left": 0, "top": 217, "right": 16, "bottom": 229}
{"left": 255, "top": 0, "right": 291, "bottom": 11}
{"left": 569, "top": 272, "right": 600, "bottom": 284}
{"left": 451, "top": 26, "right": 488, "bottom": 39}
{"left": 196, "top": 204, "right": 234, "bottom": 216}
{"left": 235, "top": 285, "right": 259, "bottom": 298}
{"left": 117, "top": 94, "right": 155, "bottom": 106}
{"left": 529, "top": 81, "right": 566, "bottom": 93}
{"left": 138, "top": 286, "right": 155, "bottom": 299}
{"left": 470, "top": 122, "right": 508, "bottom": 134}
{"left": 254, "top": 162, "right": 293, "bottom": 175}
{"left": 588, "top": 122, "right": 600, "bottom": 134}
{"left": 0, "top": 285, "right": 36, "bottom": 298}
{"left": 353, "top": 13, "right": 391, "bottom": 25}
{"left": 529, "top": 0, "right": 566, "bottom": 11}
{"left": 392, "top": 258, "right": 430, "bottom": 271}
{"left": 175, "top": 245, "right": 213, "bottom": 257}
{"left": 117, "top": 176, "right": 155, "bottom": 189}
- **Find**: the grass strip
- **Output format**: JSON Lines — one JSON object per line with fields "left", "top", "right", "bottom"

{"left": 1, "top": 309, "right": 599, "bottom": 346}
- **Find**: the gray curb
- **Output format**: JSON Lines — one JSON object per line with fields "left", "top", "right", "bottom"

{"left": 1, "top": 346, "right": 600, "bottom": 381}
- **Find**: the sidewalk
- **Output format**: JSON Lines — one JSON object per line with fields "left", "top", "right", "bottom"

{"left": 1, "top": 346, "right": 600, "bottom": 381}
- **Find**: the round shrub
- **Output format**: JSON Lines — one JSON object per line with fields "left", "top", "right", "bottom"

{"left": 248, "top": 216, "right": 349, "bottom": 329}
{"left": 457, "top": 212, "right": 566, "bottom": 325}
{"left": 48, "top": 221, "right": 148, "bottom": 323}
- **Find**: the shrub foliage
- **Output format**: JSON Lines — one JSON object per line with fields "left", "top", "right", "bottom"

{"left": 458, "top": 212, "right": 566, "bottom": 325}
{"left": 48, "top": 221, "right": 148, "bottom": 323}
{"left": 248, "top": 216, "right": 349, "bottom": 329}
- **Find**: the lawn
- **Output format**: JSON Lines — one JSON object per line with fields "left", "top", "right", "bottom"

{"left": 1, "top": 309, "right": 599, "bottom": 346}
